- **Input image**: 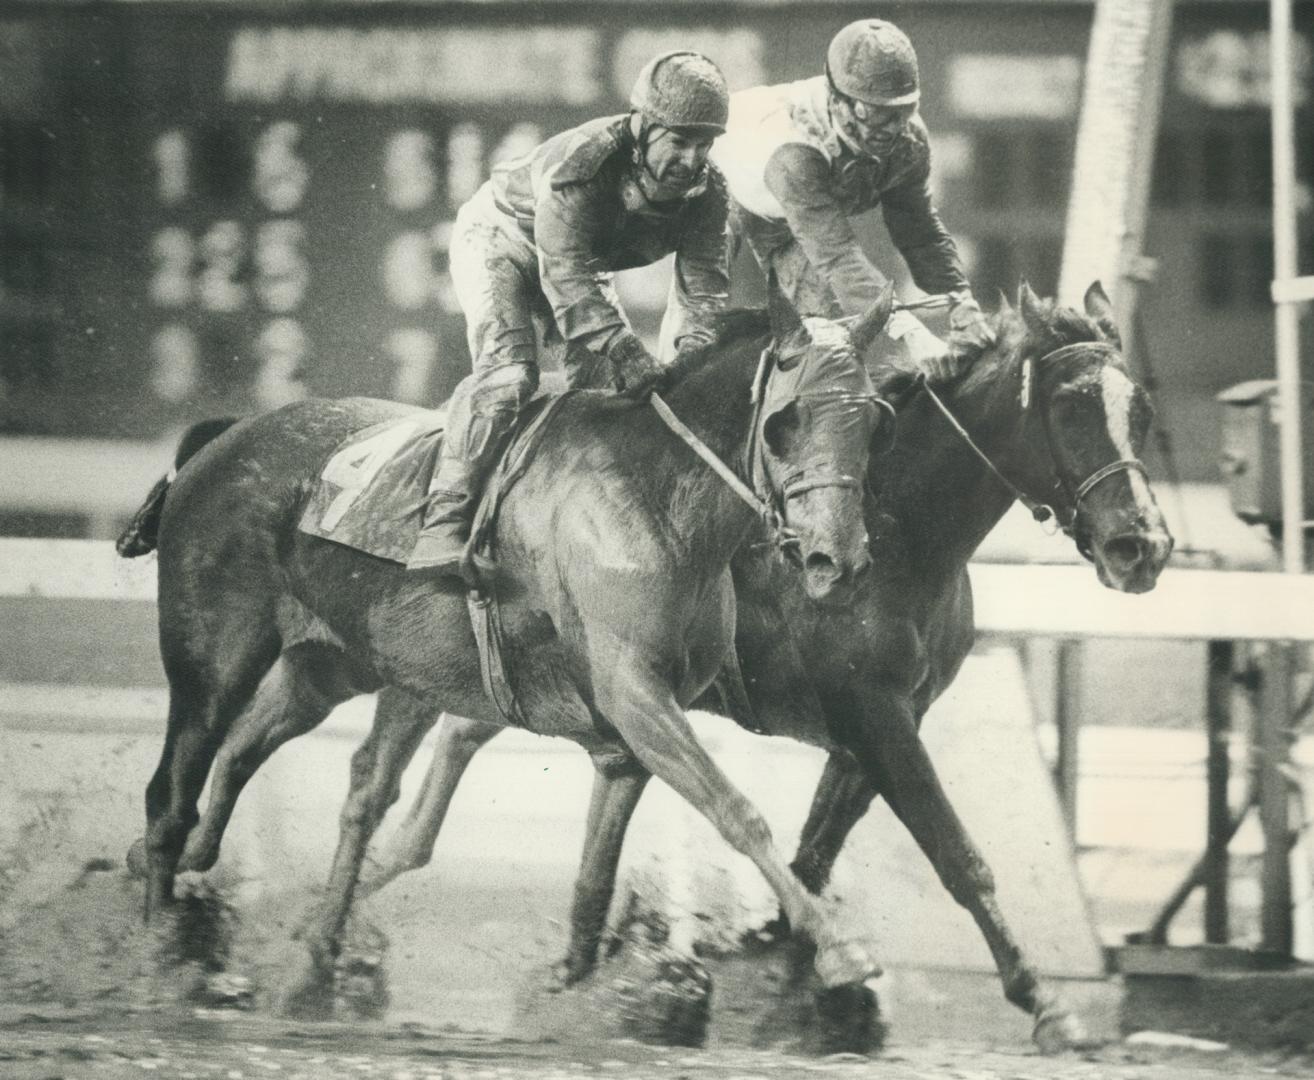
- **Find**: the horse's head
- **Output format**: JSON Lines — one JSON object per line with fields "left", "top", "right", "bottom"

{"left": 752, "top": 280, "right": 894, "bottom": 603}
{"left": 998, "top": 281, "right": 1174, "bottom": 593}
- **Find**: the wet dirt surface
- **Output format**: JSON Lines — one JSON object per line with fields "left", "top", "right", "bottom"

{"left": 3, "top": 867, "right": 1314, "bottom": 1079}
{"left": 3, "top": 1006, "right": 1314, "bottom": 1080}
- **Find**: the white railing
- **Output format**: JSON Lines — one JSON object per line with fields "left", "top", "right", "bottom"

{"left": 8, "top": 537, "right": 1314, "bottom": 642}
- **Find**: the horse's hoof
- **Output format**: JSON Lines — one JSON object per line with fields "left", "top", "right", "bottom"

{"left": 178, "top": 834, "right": 219, "bottom": 874}
{"left": 811, "top": 981, "right": 889, "bottom": 1056}
{"left": 1033, "top": 1008, "right": 1093, "bottom": 1054}
{"left": 814, "top": 936, "right": 881, "bottom": 989}
{"left": 126, "top": 838, "right": 148, "bottom": 879}
{"left": 547, "top": 956, "right": 592, "bottom": 993}
{"left": 272, "top": 952, "right": 336, "bottom": 1020}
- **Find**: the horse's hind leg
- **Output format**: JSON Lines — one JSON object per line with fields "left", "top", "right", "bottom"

{"left": 838, "top": 697, "right": 1090, "bottom": 1053}
{"left": 143, "top": 626, "right": 280, "bottom": 919}
{"left": 178, "top": 643, "right": 360, "bottom": 873}
{"left": 357, "top": 708, "right": 503, "bottom": 896}
{"left": 276, "top": 688, "right": 438, "bottom": 1018}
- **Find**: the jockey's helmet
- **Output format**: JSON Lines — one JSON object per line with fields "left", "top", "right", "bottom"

{"left": 629, "top": 51, "right": 730, "bottom": 135}
{"left": 825, "top": 19, "right": 920, "bottom": 107}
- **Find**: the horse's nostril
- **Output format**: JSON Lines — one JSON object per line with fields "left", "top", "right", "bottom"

{"left": 1104, "top": 535, "right": 1146, "bottom": 567}
{"left": 805, "top": 552, "right": 839, "bottom": 576}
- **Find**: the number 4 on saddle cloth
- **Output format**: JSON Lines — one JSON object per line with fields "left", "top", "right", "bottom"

{"left": 299, "top": 393, "right": 572, "bottom": 571}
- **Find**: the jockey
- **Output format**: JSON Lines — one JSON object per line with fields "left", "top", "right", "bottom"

{"left": 409, "top": 50, "right": 732, "bottom": 574}
{"left": 710, "top": 18, "right": 993, "bottom": 379}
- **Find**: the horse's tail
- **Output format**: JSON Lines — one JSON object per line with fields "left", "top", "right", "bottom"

{"left": 116, "top": 417, "right": 240, "bottom": 558}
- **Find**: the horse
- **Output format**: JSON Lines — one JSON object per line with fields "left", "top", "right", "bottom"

{"left": 122, "top": 286, "right": 896, "bottom": 1014}
{"left": 289, "top": 281, "right": 1174, "bottom": 1050}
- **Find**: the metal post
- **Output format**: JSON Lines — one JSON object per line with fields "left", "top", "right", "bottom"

{"left": 1269, "top": 0, "right": 1306, "bottom": 571}
{"left": 1258, "top": 643, "right": 1294, "bottom": 955}
{"left": 1204, "top": 640, "right": 1234, "bottom": 943}
{"left": 1054, "top": 639, "right": 1083, "bottom": 837}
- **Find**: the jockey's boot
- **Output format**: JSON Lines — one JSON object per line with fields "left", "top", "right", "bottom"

{"left": 408, "top": 387, "right": 520, "bottom": 575}
{"left": 407, "top": 486, "right": 476, "bottom": 574}
{"left": 408, "top": 443, "right": 484, "bottom": 574}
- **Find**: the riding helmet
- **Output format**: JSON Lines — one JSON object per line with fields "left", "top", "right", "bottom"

{"left": 629, "top": 51, "right": 730, "bottom": 134}
{"left": 826, "top": 19, "right": 920, "bottom": 106}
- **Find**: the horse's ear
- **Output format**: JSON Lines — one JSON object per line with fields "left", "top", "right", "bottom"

{"left": 849, "top": 281, "right": 895, "bottom": 354}
{"left": 1084, "top": 281, "right": 1123, "bottom": 347}
{"left": 766, "top": 268, "right": 804, "bottom": 342}
{"left": 1017, "top": 280, "right": 1045, "bottom": 334}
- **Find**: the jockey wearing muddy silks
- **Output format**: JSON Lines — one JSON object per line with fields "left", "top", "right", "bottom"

{"left": 408, "top": 51, "right": 732, "bottom": 574}
{"left": 711, "top": 18, "right": 993, "bottom": 381}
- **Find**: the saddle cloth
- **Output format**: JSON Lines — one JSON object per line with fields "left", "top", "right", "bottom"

{"left": 297, "top": 409, "right": 447, "bottom": 563}
{"left": 298, "top": 390, "right": 571, "bottom": 564}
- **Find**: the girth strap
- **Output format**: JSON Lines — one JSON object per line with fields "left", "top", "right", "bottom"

{"left": 466, "top": 391, "right": 578, "bottom": 729}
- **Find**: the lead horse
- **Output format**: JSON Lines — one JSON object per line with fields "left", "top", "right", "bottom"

{"left": 126, "top": 288, "right": 894, "bottom": 1011}
{"left": 299, "top": 282, "right": 1174, "bottom": 1049}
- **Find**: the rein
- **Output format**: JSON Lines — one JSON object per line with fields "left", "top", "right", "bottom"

{"left": 649, "top": 343, "right": 884, "bottom": 556}
{"left": 650, "top": 392, "right": 774, "bottom": 519}
{"left": 921, "top": 340, "right": 1149, "bottom": 538}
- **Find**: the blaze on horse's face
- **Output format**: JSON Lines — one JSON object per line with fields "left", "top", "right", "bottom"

{"left": 757, "top": 286, "right": 892, "bottom": 603}
{"left": 1023, "top": 282, "right": 1174, "bottom": 594}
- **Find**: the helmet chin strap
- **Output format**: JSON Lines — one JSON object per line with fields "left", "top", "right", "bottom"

{"left": 629, "top": 116, "right": 706, "bottom": 202}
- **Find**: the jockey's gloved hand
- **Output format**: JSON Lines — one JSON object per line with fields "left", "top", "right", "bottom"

{"left": 914, "top": 293, "right": 996, "bottom": 384}
{"left": 939, "top": 291, "right": 995, "bottom": 375}
{"left": 609, "top": 334, "right": 666, "bottom": 399}
{"left": 886, "top": 308, "right": 946, "bottom": 376}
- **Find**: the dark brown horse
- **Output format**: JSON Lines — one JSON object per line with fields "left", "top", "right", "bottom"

{"left": 298, "top": 282, "right": 1174, "bottom": 1049}
{"left": 124, "top": 290, "right": 894, "bottom": 1012}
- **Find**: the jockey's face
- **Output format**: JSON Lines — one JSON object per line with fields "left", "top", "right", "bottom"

{"left": 830, "top": 92, "right": 916, "bottom": 157}
{"left": 640, "top": 125, "right": 715, "bottom": 196}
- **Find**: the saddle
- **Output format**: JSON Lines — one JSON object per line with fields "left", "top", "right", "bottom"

{"left": 298, "top": 393, "right": 569, "bottom": 566}
{"left": 298, "top": 390, "right": 578, "bottom": 729}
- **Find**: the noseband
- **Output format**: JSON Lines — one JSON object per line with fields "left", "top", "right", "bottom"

{"left": 648, "top": 339, "right": 885, "bottom": 558}
{"left": 746, "top": 344, "right": 887, "bottom": 554}
{"left": 921, "top": 340, "right": 1148, "bottom": 551}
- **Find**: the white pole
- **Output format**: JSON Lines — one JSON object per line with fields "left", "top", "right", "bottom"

{"left": 1270, "top": 0, "right": 1305, "bottom": 573}
{"left": 1058, "top": 0, "right": 1173, "bottom": 324}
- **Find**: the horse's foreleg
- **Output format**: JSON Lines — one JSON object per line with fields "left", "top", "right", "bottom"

{"left": 558, "top": 760, "right": 650, "bottom": 985}
{"left": 598, "top": 665, "right": 877, "bottom": 989}
{"left": 841, "top": 700, "right": 1089, "bottom": 1053}
{"left": 178, "top": 645, "right": 357, "bottom": 874}
{"left": 358, "top": 709, "right": 502, "bottom": 896}
{"left": 791, "top": 751, "right": 878, "bottom": 895}
{"left": 743, "top": 751, "right": 876, "bottom": 941}
{"left": 276, "top": 691, "right": 437, "bottom": 1019}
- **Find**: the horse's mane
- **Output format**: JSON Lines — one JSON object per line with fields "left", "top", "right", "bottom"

{"left": 865, "top": 288, "right": 1120, "bottom": 403}
{"left": 661, "top": 307, "right": 771, "bottom": 390}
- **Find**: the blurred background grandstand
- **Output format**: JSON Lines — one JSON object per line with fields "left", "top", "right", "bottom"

{"left": 0, "top": 0, "right": 1309, "bottom": 539}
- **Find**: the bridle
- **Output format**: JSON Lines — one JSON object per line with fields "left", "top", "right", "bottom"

{"left": 649, "top": 336, "right": 887, "bottom": 558}
{"left": 919, "top": 340, "right": 1148, "bottom": 554}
